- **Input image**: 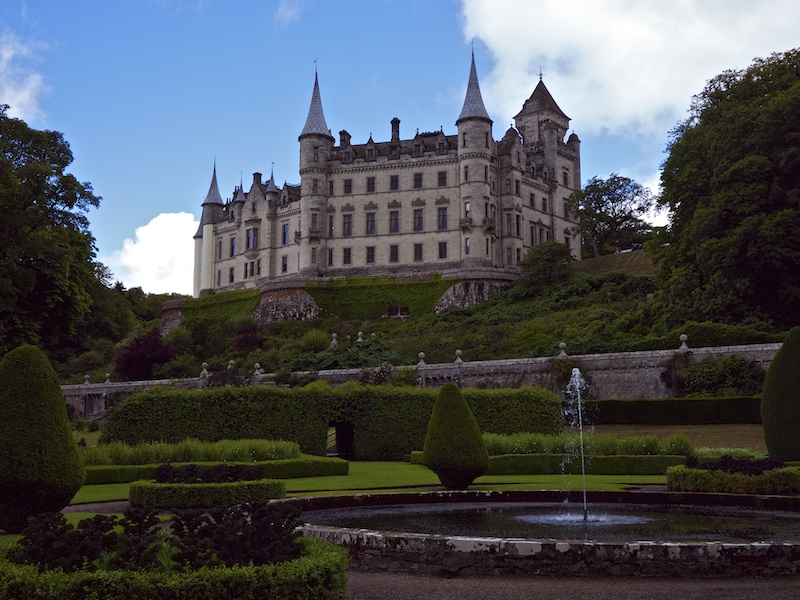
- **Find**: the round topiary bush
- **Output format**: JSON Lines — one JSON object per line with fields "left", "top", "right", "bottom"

{"left": 422, "top": 383, "right": 489, "bottom": 489}
{"left": 0, "top": 345, "right": 85, "bottom": 533}
{"left": 762, "top": 326, "right": 800, "bottom": 460}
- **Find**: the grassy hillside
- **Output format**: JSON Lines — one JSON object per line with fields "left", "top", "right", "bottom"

{"left": 571, "top": 249, "right": 656, "bottom": 277}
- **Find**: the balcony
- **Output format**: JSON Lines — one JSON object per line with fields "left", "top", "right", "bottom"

{"left": 459, "top": 217, "right": 473, "bottom": 231}
{"left": 308, "top": 226, "right": 321, "bottom": 241}
{"left": 482, "top": 217, "right": 496, "bottom": 232}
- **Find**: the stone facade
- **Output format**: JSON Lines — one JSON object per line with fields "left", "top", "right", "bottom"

{"left": 192, "top": 54, "right": 581, "bottom": 298}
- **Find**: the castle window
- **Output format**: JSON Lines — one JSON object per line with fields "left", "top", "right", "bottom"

{"left": 282, "top": 224, "right": 289, "bottom": 245}
{"left": 389, "top": 210, "right": 400, "bottom": 233}
{"left": 311, "top": 248, "right": 317, "bottom": 264}
{"left": 217, "top": 270, "right": 221, "bottom": 286}
{"left": 414, "top": 144, "right": 422, "bottom": 156}
{"left": 413, "top": 208, "right": 424, "bottom": 232}
{"left": 413, "top": 173, "right": 422, "bottom": 189}
{"left": 243, "top": 263, "right": 248, "bottom": 278}
{"left": 438, "top": 171, "right": 447, "bottom": 187}
{"left": 486, "top": 237, "right": 490, "bottom": 255}
{"left": 342, "top": 214, "right": 353, "bottom": 237}
{"left": 530, "top": 193, "right": 535, "bottom": 208}
{"left": 328, "top": 248, "right": 334, "bottom": 266}
{"left": 564, "top": 203, "right": 570, "bottom": 219}
{"left": 484, "top": 166, "right": 488, "bottom": 181}
{"left": 390, "top": 175, "right": 399, "bottom": 190}
{"left": 506, "top": 247, "right": 512, "bottom": 265}
{"left": 505, "top": 213, "right": 512, "bottom": 236}
{"left": 329, "top": 180, "right": 334, "bottom": 195}
{"left": 389, "top": 244, "right": 399, "bottom": 262}
{"left": 438, "top": 141, "right": 445, "bottom": 153}
{"left": 281, "top": 256, "right": 288, "bottom": 273}
{"left": 563, "top": 170, "right": 569, "bottom": 186}
{"left": 313, "top": 178, "right": 318, "bottom": 193}
{"left": 505, "top": 179, "right": 511, "bottom": 194}
{"left": 542, "top": 198, "right": 548, "bottom": 212}
{"left": 366, "top": 246, "right": 375, "bottom": 263}
{"left": 414, "top": 243, "right": 423, "bottom": 261}
{"left": 344, "top": 150, "right": 351, "bottom": 162}
{"left": 437, "top": 207, "right": 448, "bottom": 230}
{"left": 230, "top": 237, "right": 236, "bottom": 257}
{"left": 229, "top": 267, "right": 234, "bottom": 283}
{"left": 515, "top": 180, "right": 520, "bottom": 195}
{"left": 462, "top": 132, "right": 468, "bottom": 147}
{"left": 367, "top": 148, "right": 374, "bottom": 160}
{"left": 465, "top": 238, "right": 471, "bottom": 255}
{"left": 366, "top": 212, "right": 376, "bottom": 235}
{"left": 516, "top": 214, "right": 521, "bottom": 237}
{"left": 367, "top": 177, "right": 375, "bottom": 193}
{"left": 313, "top": 146, "right": 319, "bottom": 162}
{"left": 311, "top": 212, "right": 319, "bottom": 231}
{"left": 516, "top": 248, "right": 521, "bottom": 263}
{"left": 464, "top": 165, "right": 469, "bottom": 181}
{"left": 465, "top": 202, "right": 471, "bottom": 219}
{"left": 438, "top": 241, "right": 447, "bottom": 259}
{"left": 257, "top": 259, "right": 262, "bottom": 275}
{"left": 343, "top": 248, "right": 352, "bottom": 265}
{"left": 329, "top": 215, "right": 334, "bottom": 236}
{"left": 246, "top": 228, "right": 258, "bottom": 250}
{"left": 217, "top": 239, "right": 222, "bottom": 260}
{"left": 344, "top": 179, "right": 352, "bottom": 194}
{"left": 531, "top": 225, "right": 536, "bottom": 246}
{"left": 485, "top": 132, "right": 490, "bottom": 148}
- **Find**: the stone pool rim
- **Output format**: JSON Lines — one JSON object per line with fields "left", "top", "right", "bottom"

{"left": 277, "top": 490, "right": 800, "bottom": 577}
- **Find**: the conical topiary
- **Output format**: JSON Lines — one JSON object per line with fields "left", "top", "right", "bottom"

{"left": 761, "top": 327, "right": 800, "bottom": 460}
{"left": 0, "top": 345, "right": 85, "bottom": 533}
{"left": 761, "top": 326, "right": 800, "bottom": 460}
{"left": 422, "top": 383, "right": 489, "bottom": 490}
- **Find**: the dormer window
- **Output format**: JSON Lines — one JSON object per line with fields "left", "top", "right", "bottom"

{"left": 344, "top": 150, "right": 351, "bottom": 162}
{"left": 438, "top": 141, "right": 445, "bottom": 153}
{"left": 367, "top": 148, "right": 374, "bottom": 160}
{"left": 414, "top": 144, "right": 422, "bottom": 156}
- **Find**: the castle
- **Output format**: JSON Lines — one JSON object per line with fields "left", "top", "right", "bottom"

{"left": 193, "top": 53, "right": 581, "bottom": 299}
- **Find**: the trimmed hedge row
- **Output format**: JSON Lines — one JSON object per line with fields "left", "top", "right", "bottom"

{"left": 0, "top": 537, "right": 346, "bottom": 600}
{"left": 667, "top": 465, "right": 800, "bottom": 495}
{"left": 85, "top": 456, "right": 349, "bottom": 485}
{"left": 409, "top": 451, "right": 684, "bottom": 475}
{"left": 104, "top": 383, "right": 563, "bottom": 461}
{"left": 128, "top": 479, "right": 285, "bottom": 508}
{"left": 587, "top": 396, "right": 761, "bottom": 425}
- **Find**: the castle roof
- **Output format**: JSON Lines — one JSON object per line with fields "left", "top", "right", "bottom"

{"left": 300, "top": 72, "right": 333, "bottom": 138}
{"left": 456, "top": 52, "right": 492, "bottom": 125}
{"left": 516, "top": 79, "right": 569, "bottom": 121}
{"left": 195, "top": 164, "right": 224, "bottom": 238}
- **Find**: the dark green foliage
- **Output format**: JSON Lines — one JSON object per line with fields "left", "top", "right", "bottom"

{"left": 761, "top": 326, "right": 800, "bottom": 459}
{"left": 656, "top": 49, "right": 800, "bottom": 329}
{"left": 0, "top": 345, "right": 85, "bottom": 533}
{"left": 684, "top": 454, "right": 784, "bottom": 476}
{"left": 518, "top": 242, "right": 574, "bottom": 287}
{"left": 667, "top": 464, "right": 800, "bottom": 495}
{"left": 282, "top": 338, "right": 408, "bottom": 371}
{"left": 0, "top": 536, "right": 346, "bottom": 600}
{"left": 114, "top": 329, "right": 175, "bottom": 380}
{"left": 422, "top": 383, "right": 489, "bottom": 489}
{"left": 487, "top": 454, "right": 685, "bottom": 476}
{"left": 153, "top": 463, "right": 266, "bottom": 483}
{"left": 682, "top": 354, "right": 765, "bottom": 396}
{"left": 128, "top": 479, "right": 285, "bottom": 508}
{"left": 103, "top": 383, "right": 563, "bottom": 461}
{"left": 589, "top": 397, "right": 762, "bottom": 425}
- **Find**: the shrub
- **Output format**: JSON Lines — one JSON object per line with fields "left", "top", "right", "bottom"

{"left": 683, "top": 354, "right": 765, "bottom": 396}
{"left": 422, "top": 383, "right": 489, "bottom": 489}
{"left": 667, "top": 465, "right": 800, "bottom": 495}
{"left": 761, "top": 326, "right": 800, "bottom": 459}
{"left": 0, "top": 345, "right": 85, "bottom": 533}
{"left": 128, "top": 479, "right": 285, "bottom": 508}
{"left": 114, "top": 329, "right": 175, "bottom": 381}
{"left": 80, "top": 439, "right": 301, "bottom": 465}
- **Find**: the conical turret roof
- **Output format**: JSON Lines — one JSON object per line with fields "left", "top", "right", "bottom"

{"left": 195, "top": 164, "right": 224, "bottom": 238}
{"left": 202, "top": 164, "right": 224, "bottom": 206}
{"left": 457, "top": 52, "right": 491, "bottom": 124}
{"left": 300, "top": 72, "right": 333, "bottom": 138}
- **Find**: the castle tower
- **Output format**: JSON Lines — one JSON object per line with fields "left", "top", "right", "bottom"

{"left": 193, "top": 164, "right": 224, "bottom": 297}
{"left": 456, "top": 51, "right": 494, "bottom": 267}
{"left": 298, "top": 71, "right": 334, "bottom": 276}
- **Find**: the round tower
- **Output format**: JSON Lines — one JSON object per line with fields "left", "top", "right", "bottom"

{"left": 456, "top": 52, "right": 494, "bottom": 267}
{"left": 193, "top": 164, "right": 225, "bottom": 297}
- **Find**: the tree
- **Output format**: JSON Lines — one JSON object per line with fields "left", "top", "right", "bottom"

{"left": 422, "top": 383, "right": 488, "bottom": 490}
{"left": 566, "top": 174, "right": 657, "bottom": 257}
{"left": 0, "top": 105, "right": 101, "bottom": 356}
{"left": 761, "top": 326, "right": 800, "bottom": 459}
{"left": 115, "top": 329, "right": 175, "bottom": 381}
{"left": 518, "top": 242, "right": 574, "bottom": 288}
{"left": 654, "top": 49, "right": 800, "bottom": 329}
{"left": 0, "top": 344, "right": 85, "bottom": 533}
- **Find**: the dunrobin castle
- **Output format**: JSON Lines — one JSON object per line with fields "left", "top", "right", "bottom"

{"left": 192, "top": 53, "right": 581, "bottom": 300}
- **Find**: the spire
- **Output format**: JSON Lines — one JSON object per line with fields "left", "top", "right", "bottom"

{"left": 202, "top": 163, "right": 224, "bottom": 206}
{"left": 456, "top": 51, "right": 492, "bottom": 125}
{"left": 196, "top": 163, "right": 224, "bottom": 238}
{"left": 300, "top": 71, "right": 333, "bottom": 138}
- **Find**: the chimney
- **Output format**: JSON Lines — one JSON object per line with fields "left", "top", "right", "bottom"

{"left": 391, "top": 117, "right": 400, "bottom": 143}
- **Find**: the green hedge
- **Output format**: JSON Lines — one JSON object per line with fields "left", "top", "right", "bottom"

{"left": 128, "top": 479, "right": 285, "bottom": 508}
{"left": 667, "top": 465, "right": 800, "bottom": 494}
{"left": 409, "top": 451, "right": 683, "bottom": 475}
{"left": 85, "top": 456, "right": 348, "bottom": 485}
{"left": 587, "top": 396, "right": 761, "bottom": 424}
{"left": 0, "top": 537, "right": 346, "bottom": 600}
{"left": 104, "top": 383, "right": 562, "bottom": 461}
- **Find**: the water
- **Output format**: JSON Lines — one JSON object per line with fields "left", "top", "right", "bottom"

{"left": 303, "top": 501, "right": 800, "bottom": 543}
{"left": 565, "top": 367, "right": 589, "bottom": 521}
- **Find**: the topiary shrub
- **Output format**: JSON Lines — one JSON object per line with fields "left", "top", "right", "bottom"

{"left": 761, "top": 326, "right": 800, "bottom": 459}
{"left": 0, "top": 345, "right": 85, "bottom": 533}
{"left": 422, "top": 383, "right": 488, "bottom": 489}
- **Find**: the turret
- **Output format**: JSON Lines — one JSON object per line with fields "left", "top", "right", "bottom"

{"left": 193, "top": 164, "right": 225, "bottom": 297}
{"left": 456, "top": 51, "right": 494, "bottom": 267}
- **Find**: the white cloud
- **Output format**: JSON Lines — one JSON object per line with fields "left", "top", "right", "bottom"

{"left": 0, "top": 31, "right": 47, "bottom": 122}
{"left": 275, "top": 0, "right": 304, "bottom": 28}
{"left": 105, "top": 212, "right": 198, "bottom": 295}
{"left": 461, "top": 0, "right": 800, "bottom": 138}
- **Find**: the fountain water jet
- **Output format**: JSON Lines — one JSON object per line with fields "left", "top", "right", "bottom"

{"left": 565, "top": 367, "right": 589, "bottom": 521}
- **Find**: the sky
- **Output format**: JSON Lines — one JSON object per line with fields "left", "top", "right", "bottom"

{"left": 2, "top": 0, "right": 799, "bottom": 295}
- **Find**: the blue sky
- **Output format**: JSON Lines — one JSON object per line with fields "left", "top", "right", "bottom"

{"left": 2, "top": 0, "right": 799, "bottom": 294}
